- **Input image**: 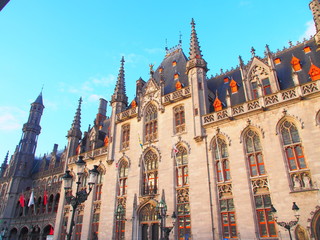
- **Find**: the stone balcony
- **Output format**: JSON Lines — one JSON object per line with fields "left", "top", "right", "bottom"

{"left": 202, "top": 80, "right": 320, "bottom": 126}
{"left": 68, "top": 146, "right": 108, "bottom": 164}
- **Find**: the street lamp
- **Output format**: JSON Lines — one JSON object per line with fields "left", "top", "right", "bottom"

{"left": 115, "top": 203, "right": 125, "bottom": 240}
{"left": 270, "top": 202, "right": 300, "bottom": 240}
{"left": 156, "top": 199, "right": 175, "bottom": 240}
{"left": 63, "top": 156, "right": 99, "bottom": 240}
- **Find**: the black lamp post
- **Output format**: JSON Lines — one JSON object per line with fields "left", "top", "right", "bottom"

{"left": 156, "top": 199, "right": 176, "bottom": 240}
{"left": 115, "top": 203, "right": 125, "bottom": 240}
{"left": 270, "top": 202, "right": 300, "bottom": 240}
{"left": 63, "top": 156, "right": 99, "bottom": 240}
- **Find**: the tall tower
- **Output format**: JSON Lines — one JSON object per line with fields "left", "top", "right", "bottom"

{"left": 67, "top": 98, "right": 82, "bottom": 158}
{"left": 18, "top": 92, "right": 44, "bottom": 155}
{"left": 108, "top": 57, "right": 128, "bottom": 162}
{"left": 186, "top": 19, "right": 208, "bottom": 141}
{"left": 310, "top": 0, "right": 320, "bottom": 50}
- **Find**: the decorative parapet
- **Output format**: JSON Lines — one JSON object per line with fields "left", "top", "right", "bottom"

{"left": 203, "top": 80, "right": 320, "bottom": 126}
{"left": 162, "top": 86, "right": 191, "bottom": 105}
{"left": 68, "top": 146, "right": 108, "bottom": 165}
{"left": 116, "top": 107, "right": 137, "bottom": 123}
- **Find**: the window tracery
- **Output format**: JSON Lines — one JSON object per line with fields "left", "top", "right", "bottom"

{"left": 244, "top": 130, "right": 265, "bottom": 177}
{"left": 144, "top": 104, "right": 158, "bottom": 142}
{"left": 174, "top": 105, "right": 185, "bottom": 134}
{"left": 142, "top": 150, "right": 158, "bottom": 195}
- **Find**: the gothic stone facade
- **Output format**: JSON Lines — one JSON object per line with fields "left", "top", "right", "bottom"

{"left": 48, "top": 1, "right": 320, "bottom": 239}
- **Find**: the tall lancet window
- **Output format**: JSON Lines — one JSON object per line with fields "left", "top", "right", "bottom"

{"left": 175, "top": 145, "right": 192, "bottom": 239}
{"left": 115, "top": 160, "right": 128, "bottom": 239}
{"left": 212, "top": 136, "right": 238, "bottom": 239}
{"left": 213, "top": 137, "right": 231, "bottom": 182}
{"left": 142, "top": 150, "right": 158, "bottom": 195}
{"left": 279, "top": 119, "right": 312, "bottom": 191}
{"left": 244, "top": 130, "right": 265, "bottom": 177}
{"left": 280, "top": 120, "right": 306, "bottom": 171}
{"left": 144, "top": 104, "right": 158, "bottom": 142}
{"left": 118, "top": 160, "right": 129, "bottom": 196}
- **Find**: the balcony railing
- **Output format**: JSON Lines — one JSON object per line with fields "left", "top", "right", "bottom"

{"left": 203, "top": 80, "right": 320, "bottom": 126}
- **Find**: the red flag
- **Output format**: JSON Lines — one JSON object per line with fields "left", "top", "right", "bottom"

{"left": 19, "top": 194, "right": 25, "bottom": 207}
{"left": 43, "top": 190, "right": 48, "bottom": 205}
{"left": 49, "top": 226, "right": 54, "bottom": 235}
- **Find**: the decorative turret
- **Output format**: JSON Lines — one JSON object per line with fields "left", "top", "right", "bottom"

{"left": 186, "top": 18, "right": 208, "bottom": 73}
{"left": 186, "top": 19, "right": 209, "bottom": 141}
{"left": 95, "top": 98, "right": 107, "bottom": 127}
{"left": 19, "top": 91, "right": 44, "bottom": 155}
{"left": 67, "top": 98, "right": 82, "bottom": 157}
{"left": 310, "top": 0, "right": 320, "bottom": 50}
{"left": 111, "top": 57, "right": 128, "bottom": 113}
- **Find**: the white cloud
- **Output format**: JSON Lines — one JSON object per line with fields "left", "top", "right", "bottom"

{"left": 90, "top": 74, "right": 116, "bottom": 87}
{"left": 299, "top": 20, "right": 316, "bottom": 41}
{"left": 0, "top": 106, "right": 26, "bottom": 131}
{"left": 88, "top": 94, "right": 103, "bottom": 102}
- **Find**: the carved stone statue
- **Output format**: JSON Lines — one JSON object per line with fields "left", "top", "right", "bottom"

{"left": 303, "top": 174, "right": 311, "bottom": 189}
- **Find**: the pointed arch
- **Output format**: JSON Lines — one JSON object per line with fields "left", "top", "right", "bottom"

{"left": 240, "top": 122, "right": 265, "bottom": 144}
{"left": 139, "top": 146, "right": 161, "bottom": 166}
{"left": 209, "top": 130, "right": 231, "bottom": 150}
{"left": 140, "top": 148, "right": 159, "bottom": 196}
{"left": 211, "top": 135, "right": 231, "bottom": 182}
{"left": 276, "top": 113, "right": 304, "bottom": 135}
{"left": 117, "top": 154, "right": 131, "bottom": 168}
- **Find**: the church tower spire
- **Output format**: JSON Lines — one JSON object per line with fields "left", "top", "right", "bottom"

{"left": 186, "top": 19, "right": 208, "bottom": 142}
{"left": 310, "top": 0, "right": 320, "bottom": 50}
{"left": 111, "top": 56, "right": 128, "bottom": 112}
{"left": 67, "top": 98, "right": 82, "bottom": 157}
{"left": 18, "top": 91, "right": 44, "bottom": 155}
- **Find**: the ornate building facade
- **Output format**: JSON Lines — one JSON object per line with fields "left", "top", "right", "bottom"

{"left": 52, "top": 1, "right": 320, "bottom": 239}
{"left": 3, "top": 1, "right": 320, "bottom": 240}
{"left": 0, "top": 93, "right": 66, "bottom": 240}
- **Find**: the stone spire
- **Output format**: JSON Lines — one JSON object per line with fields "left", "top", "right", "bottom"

{"left": 0, "top": 152, "right": 8, "bottom": 177}
{"left": 67, "top": 97, "right": 82, "bottom": 139}
{"left": 186, "top": 18, "right": 207, "bottom": 73}
{"left": 111, "top": 57, "right": 128, "bottom": 106}
{"left": 310, "top": 0, "right": 320, "bottom": 50}
{"left": 189, "top": 18, "right": 202, "bottom": 60}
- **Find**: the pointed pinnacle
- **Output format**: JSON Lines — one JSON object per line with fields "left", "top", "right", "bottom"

{"left": 189, "top": 18, "right": 202, "bottom": 60}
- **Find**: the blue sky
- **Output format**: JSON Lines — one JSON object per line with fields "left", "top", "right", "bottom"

{"left": 0, "top": 0, "right": 315, "bottom": 160}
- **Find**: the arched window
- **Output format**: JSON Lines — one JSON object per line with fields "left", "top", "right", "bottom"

{"left": 174, "top": 105, "right": 185, "bottom": 134}
{"left": 213, "top": 137, "right": 231, "bottom": 182}
{"left": 176, "top": 146, "right": 188, "bottom": 187}
{"left": 94, "top": 170, "right": 104, "bottom": 201}
{"left": 280, "top": 120, "right": 306, "bottom": 171}
{"left": 118, "top": 161, "right": 129, "bottom": 196}
{"left": 142, "top": 150, "right": 158, "bottom": 195}
{"left": 175, "top": 145, "right": 192, "bottom": 240}
{"left": 145, "top": 104, "right": 158, "bottom": 142}
{"left": 244, "top": 130, "right": 265, "bottom": 177}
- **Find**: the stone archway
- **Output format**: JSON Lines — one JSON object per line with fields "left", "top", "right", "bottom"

{"left": 9, "top": 228, "right": 17, "bottom": 240}
{"left": 19, "top": 227, "right": 28, "bottom": 240}
{"left": 138, "top": 203, "right": 160, "bottom": 240}
{"left": 41, "top": 225, "right": 53, "bottom": 240}
{"left": 311, "top": 209, "right": 320, "bottom": 239}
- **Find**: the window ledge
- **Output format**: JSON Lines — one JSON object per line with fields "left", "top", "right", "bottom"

{"left": 290, "top": 188, "right": 319, "bottom": 194}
